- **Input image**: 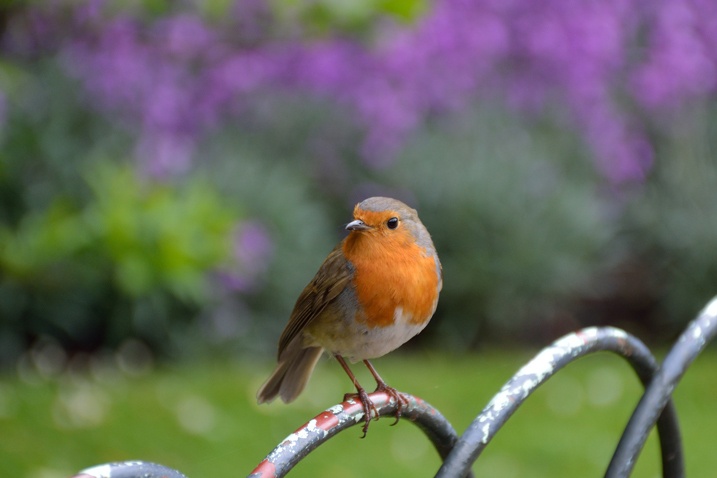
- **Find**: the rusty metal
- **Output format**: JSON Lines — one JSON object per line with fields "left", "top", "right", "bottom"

{"left": 606, "top": 296, "right": 717, "bottom": 478}
{"left": 248, "top": 391, "right": 470, "bottom": 478}
{"left": 435, "top": 326, "right": 684, "bottom": 478}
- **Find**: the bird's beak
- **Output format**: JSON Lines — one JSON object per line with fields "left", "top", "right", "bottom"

{"left": 345, "top": 219, "right": 371, "bottom": 231}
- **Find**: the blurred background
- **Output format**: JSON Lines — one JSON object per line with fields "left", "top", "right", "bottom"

{"left": 1, "top": 0, "right": 716, "bottom": 476}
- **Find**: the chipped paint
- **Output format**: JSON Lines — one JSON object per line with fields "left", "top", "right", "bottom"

{"left": 315, "top": 411, "right": 339, "bottom": 431}
{"left": 250, "top": 391, "right": 458, "bottom": 477}
{"left": 76, "top": 464, "right": 111, "bottom": 478}
{"left": 249, "top": 460, "right": 277, "bottom": 478}
{"left": 437, "top": 326, "right": 668, "bottom": 478}
{"left": 480, "top": 422, "right": 491, "bottom": 444}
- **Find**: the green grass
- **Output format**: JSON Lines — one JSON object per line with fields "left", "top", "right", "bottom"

{"left": 1, "top": 349, "right": 716, "bottom": 477}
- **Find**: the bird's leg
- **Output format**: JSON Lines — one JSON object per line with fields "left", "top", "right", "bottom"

{"left": 363, "top": 359, "right": 409, "bottom": 425}
{"left": 335, "top": 355, "right": 377, "bottom": 437}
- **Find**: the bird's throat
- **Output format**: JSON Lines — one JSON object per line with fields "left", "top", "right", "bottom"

{"left": 342, "top": 232, "right": 440, "bottom": 328}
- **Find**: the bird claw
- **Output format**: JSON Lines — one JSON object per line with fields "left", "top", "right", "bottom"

{"left": 374, "top": 383, "right": 409, "bottom": 426}
{"left": 344, "top": 384, "right": 408, "bottom": 436}
{"left": 343, "top": 389, "right": 379, "bottom": 438}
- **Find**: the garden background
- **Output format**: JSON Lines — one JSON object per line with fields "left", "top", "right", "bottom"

{"left": 1, "top": 0, "right": 716, "bottom": 476}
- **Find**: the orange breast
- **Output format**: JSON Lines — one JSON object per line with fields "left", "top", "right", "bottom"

{"left": 342, "top": 231, "right": 440, "bottom": 328}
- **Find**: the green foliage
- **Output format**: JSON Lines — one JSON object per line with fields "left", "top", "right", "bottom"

{"left": 84, "top": 164, "right": 235, "bottom": 300}
{"left": 0, "top": 200, "right": 92, "bottom": 280}
{"left": 0, "top": 59, "right": 244, "bottom": 364}
{"left": 0, "top": 162, "right": 237, "bottom": 360}
{"left": 71, "top": 0, "right": 429, "bottom": 32}
{"left": 270, "top": 0, "right": 429, "bottom": 36}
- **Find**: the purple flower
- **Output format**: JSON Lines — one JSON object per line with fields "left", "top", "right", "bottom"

{"left": 630, "top": 0, "right": 717, "bottom": 110}
{"left": 16, "top": 0, "right": 717, "bottom": 184}
{"left": 154, "top": 14, "right": 217, "bottom": 60}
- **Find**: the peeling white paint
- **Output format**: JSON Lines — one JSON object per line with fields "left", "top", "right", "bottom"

{"left": 480, "top": 422, "right": 491, "bottom": 443}
{"left": 703, "top": 296, "right": 717, "bottom": 317}
{"left": 78, "top": 464, "right": 112, "bottom": 478}
{"left": 557, "top": 330, "right": 593, "bottom": 349}
{"left": 515, "top": 349, "right": 557, "bottom": 381}
{"left": 465, "top": 326, "right": 637, "bottom": 453}
{"left": 611, "top": 327, "right": 629, "bottom": 340}
{"left": 305, "top": 419, "right": 319, "bottom": 433}
{"left": 485, "top": 392, "right": 511, "bottom": 414}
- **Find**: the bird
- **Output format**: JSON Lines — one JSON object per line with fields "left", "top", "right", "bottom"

{"left": 257, "top": 196, "right": 442, "bottom": 436}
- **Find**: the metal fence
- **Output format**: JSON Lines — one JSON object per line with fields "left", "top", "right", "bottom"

{"left": 73, "top": 296, "right": 717, "bottom": 478}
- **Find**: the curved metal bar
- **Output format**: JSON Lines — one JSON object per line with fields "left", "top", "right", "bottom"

{"left": 72, "top": 461, "right": 188, "bottom": 478}
{"left": 606, "top": 296, "right": 717, "bottom": 477}
{"left": 436, "top": 326, "right": 684, "bottom": 478}
{"left": 249, "top": 391, "right": 470, "bottom": 478}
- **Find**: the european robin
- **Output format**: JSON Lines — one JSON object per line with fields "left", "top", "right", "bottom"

{"left": 257, "top": 197, "right": 442, "bottom": 436}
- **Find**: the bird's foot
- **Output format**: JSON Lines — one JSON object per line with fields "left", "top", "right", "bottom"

{"left": 374, "top": 383, "right": 409, "bottom": 426}
{"left": 343, "top": 388, "right": 378, "bottom": 438}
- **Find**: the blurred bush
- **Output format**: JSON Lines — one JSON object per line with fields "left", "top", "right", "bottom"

{"left": 387, "top": 108, "right": 616, "bottom": 346}
{"left": 0, "top": 156, "right": 239, "bottom": 363}
{"left": 0, "top": 0, "right": 716, "bottom": 367}
{"left": 0, "top": 56, "right": 238, "bottom": 363}
{"left": 625, "top": 106, "right": 717, "bottom": 327}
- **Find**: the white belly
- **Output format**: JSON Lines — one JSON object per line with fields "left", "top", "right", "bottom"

{"left": 309, "top": 306, "right": 430, "bottom": 362}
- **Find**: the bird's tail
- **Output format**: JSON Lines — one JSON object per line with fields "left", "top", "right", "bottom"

{"left": 257, "top": 343, "right": 324, "bottom": 404}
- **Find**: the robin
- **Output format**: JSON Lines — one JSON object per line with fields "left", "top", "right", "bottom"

{"left": 257, "top": 196, "right": 442, "bottom": 436}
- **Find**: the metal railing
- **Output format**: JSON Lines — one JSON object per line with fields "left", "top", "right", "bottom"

{"left": 73, "top": 296, "right": 717, "bottom": 478}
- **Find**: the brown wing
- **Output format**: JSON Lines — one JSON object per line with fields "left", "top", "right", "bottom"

{"left": 277, "top": 245, "right": 352, "bottom": 358}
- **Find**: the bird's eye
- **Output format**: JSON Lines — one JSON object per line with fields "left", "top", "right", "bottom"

{"left": 387, "top": 217, "right": 399, "bottom": 229}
